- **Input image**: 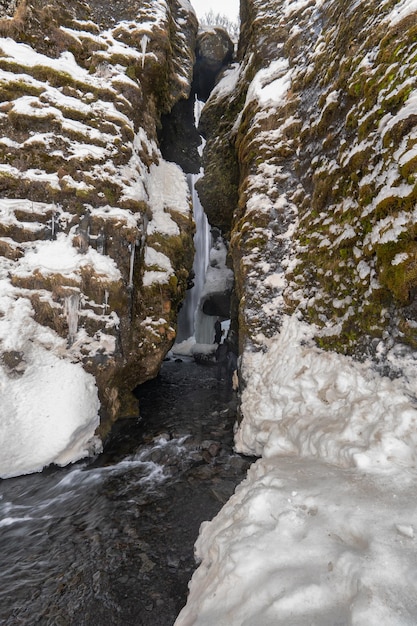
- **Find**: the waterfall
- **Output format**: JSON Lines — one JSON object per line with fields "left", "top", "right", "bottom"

{"left": 194, "top": 309, "right": 217, "bottom": 344}
{"left": 175, "top": 97, "right": 234, "bottom": 348}
{"left": 176, "top": 175, "right": 211, "bottom": 343}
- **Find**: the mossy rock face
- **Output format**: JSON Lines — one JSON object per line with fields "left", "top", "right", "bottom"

{"left": 195, "top": 64, "right": 249, "bottom": 235}
{"left": 195, "top": 135, "right": 239, "bottom": 234}
{"left": 200, "top": 0, "right": 417, "bottom": 363}
{"left": 0, "top": 0, "right": 198, "bottom": 437}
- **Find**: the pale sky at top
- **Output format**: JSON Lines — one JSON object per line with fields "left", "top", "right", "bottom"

{"left": 190, "top": 0, "right": 240, "bottom": 22}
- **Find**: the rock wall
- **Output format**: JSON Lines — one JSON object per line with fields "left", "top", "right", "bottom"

{"left": 0, "top": 0, "right": 198, "bottom": 441}
{"left": 198, "top": 0, "right": 417, "bottom": 373}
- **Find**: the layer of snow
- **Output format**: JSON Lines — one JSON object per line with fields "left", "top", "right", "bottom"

{"left": 146, "top": 160, "right": 191, "bottom": 237}
{"left": 14, "top": 232, "right": 121, "bottom": 281}
{"left": 200, "top": 239, "right": 234, "bottom": 301}
{"left": 210, "top": 63, "right": 241, "bottom": 100}
{"left": 142, "top": 245, "right": 174, "bottom": 286}
{"left": 387, "top": 0, "right": 417, "bottom": 25}
{"left": 0, "top": 291, "right": 101, "bottom": 479}
{"left": 245, "top": 59, "right": 293, "bottom": 108}
{"left": 235, "top": 316, "right": 417, "bottom": 470}
{"left": 176, "top": 454, "right": 417, "bottom": 625}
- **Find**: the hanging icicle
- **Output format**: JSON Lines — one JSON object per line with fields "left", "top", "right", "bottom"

{"left": 141, "top": 34, "right": 149, "bottom": 69}
{"left": 64, "top": 293, "right": 80, "bottom": 347}
{"left": 103, "top": 289, "right": 109, "bottom": 314}
{"left": 48, "top": 204, "right": 59, "bottom": 240}
{"left": 128, "top": 241, "right": 136, "bottom": 289}
{"left": 96, "top": 229, "right": 106, "bottom": 254}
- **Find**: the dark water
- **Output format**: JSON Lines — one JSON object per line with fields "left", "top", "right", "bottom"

{"left": 0, "top": 358, "right": 252, "bottom": 626}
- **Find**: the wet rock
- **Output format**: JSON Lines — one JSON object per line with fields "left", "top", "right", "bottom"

{"left": 201, "top": 290, "right": 232, "bottom": 317}
{"left": 194, "top": 26, "right": 234, "bottom": 100}
{"left": 2, "top": 350, "right": 26, "bottom": 377}
{"left": 201, "top": 440, "right": 222, "bottom": 457}
{"left": 200, "top": 450, "right": 211, "bottom": 463}
{"left": 210, "top": 481, "right": 237, "bottom": 504}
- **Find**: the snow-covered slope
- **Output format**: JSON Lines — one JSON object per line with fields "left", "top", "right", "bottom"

{"left": 0, "top": 0, "right": 197, "bottom": 477}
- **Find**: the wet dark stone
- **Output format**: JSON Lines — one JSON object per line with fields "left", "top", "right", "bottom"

{"left": 201, "top": 289, "right": 232, "bottom": 317}
{"left": 193, "top": 27, "right": 234, "bottom": 101}
{"left": 158, "top": 98, "right": 202, "bottom": 174}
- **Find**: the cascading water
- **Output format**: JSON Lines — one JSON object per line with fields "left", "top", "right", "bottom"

{"left": 176, "top": 175, "right": 211, "bottom": 343}
{"left": 175, "top": 98, "right": 234, "bottom": 348}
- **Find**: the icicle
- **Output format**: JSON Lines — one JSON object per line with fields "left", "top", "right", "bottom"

{"left": 64, "top": 294, "right": 80, "bottom": 347}
{"left": 194, "top": 96, "right": 204, "bottom": 126}
{"left": 103, "top": 289, "right": 109, "bottom": 313}
{"left": 48, "top": 204, "right": 59, "bottom": 240}
{"left": 96, "top": 229, "right": 105, "bottom": 254}
{"left": 141, "top": 34, "right": 149, "bottom": 69}
{"left": 128, "top": 242, "right": 136, "bottom": 289}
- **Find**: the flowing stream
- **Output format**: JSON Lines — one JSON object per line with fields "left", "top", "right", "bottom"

{"left": 0, "top": 358, "right": 252, "bottom": 626}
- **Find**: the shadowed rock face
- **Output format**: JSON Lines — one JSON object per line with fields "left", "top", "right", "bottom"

{"left": 158, "top": 97, "right": 202, "bottom": 174}
{"left": 201, "top": 291, "right": 231, "bottom": 318}
{"left": 0, "top": 0, "right": 198, "bottom": 437}
{"left": 158, "top": 25, "right": 235, "bottom": 174}
{"left": 194, "top": 27, "right": 234, "bottom": 101}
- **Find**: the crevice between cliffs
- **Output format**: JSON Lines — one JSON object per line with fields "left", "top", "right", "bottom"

{"left": 147, "top": 24, "right": 239, "bottom": 373}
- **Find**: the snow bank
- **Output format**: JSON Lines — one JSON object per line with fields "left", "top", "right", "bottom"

{"left": 0, "top": 292, "right": 100, "bottom": 479}
{"left": 386, "top": 0, "right": 417, "bottom": 25}
{"left": 236, "top": 315, "right": 417, "bottom": 471}
{"left": 245, "top": 59, "right": 293, "bottom": 108}
{"left": 176, "top": 455, "right": 417, "bottom": 625}
{"left": 199, "top": 238, "right": 234, "bottom": 303}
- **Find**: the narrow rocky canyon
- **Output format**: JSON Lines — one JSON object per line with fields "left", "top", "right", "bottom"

{"left": 2, "top": 1, "right": 417, "bottom": 624}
